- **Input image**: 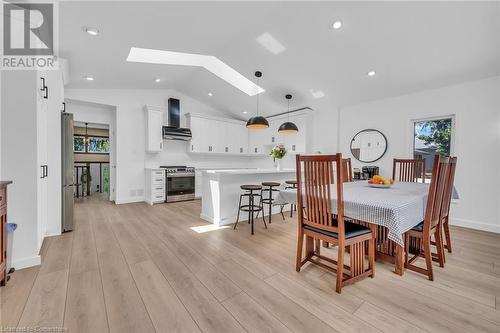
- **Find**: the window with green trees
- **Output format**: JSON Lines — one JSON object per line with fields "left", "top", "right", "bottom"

{"left": 413, "top": 117, "right": 453, "bottom": 178}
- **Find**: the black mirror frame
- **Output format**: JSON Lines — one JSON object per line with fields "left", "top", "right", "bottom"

{"left": 350, "top": 129, "right": 388, "bottom": 163}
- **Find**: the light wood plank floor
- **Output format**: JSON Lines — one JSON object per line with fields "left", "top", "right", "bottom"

{"left": 1, "top": 197, "right": 500, "bottom": 332}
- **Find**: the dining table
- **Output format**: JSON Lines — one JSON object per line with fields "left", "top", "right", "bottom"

{"left": 275, "top": 180, "right": 457, "bottom": 275}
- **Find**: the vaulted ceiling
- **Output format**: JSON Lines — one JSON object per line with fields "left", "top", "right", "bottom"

{"left": 60, "top": 1, "right": 500, "bottom": 119}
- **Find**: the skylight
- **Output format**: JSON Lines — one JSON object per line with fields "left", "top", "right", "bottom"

{"left": 126, "top": 47, "right": 265, "bottom": 96}
{"left": 256, "top": 32, "right": 286, "bottom": 55}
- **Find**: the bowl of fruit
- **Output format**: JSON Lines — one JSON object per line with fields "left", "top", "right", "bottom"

{"left": 367, "top": 175, "right": 395, "bottom": 188}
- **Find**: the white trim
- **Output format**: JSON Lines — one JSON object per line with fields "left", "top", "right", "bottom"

{"left": 115, "top": 197, "right": 145, "bottom": 205}
{"left": 12, "top": 255, "right": 41, "bottom": 270}
{"left": 450, "top": 218, "right": 500, "bottom": 234}
{"left": 200, "top": 213, "right": 232, "bottom": 226}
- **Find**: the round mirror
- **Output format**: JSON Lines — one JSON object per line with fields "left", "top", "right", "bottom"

{"left": 350, "top": 129, "right": 387, "bottom": 163}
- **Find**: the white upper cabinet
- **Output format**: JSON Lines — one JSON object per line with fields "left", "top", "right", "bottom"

{"left": 185, "top": 112, "right": 307, "bottom": 156}
{"left": 188, "top": 115, "right": 205, "bottom": 153}
{"left": 186, "top": 113, "right": 249, "bottom": 155}
{"left": 145, "top": 106, "right": 163, "bottom": 153}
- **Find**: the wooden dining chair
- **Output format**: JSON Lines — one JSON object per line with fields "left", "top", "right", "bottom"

{"left": 295, "top": 154, "right": 375, "bottom": 293}
{"left": 440, "top": 157, "right": 457, "bottom": 253}
{"left": 392, "top": 158, "right": 426, "bottom": 183}
{"left": 404, "top": 155, "right": 449, "bottom": 280}
{"left": 341, "top": 158, "right": 352, "bottom": 183}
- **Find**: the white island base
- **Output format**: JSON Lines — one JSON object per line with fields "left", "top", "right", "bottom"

{"left": 200, "top": 169, "right": 296, "bottom": 226}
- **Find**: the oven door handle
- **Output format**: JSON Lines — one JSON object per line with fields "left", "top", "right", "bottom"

{"left": 167, "top": 173, "right": 195, "bottom": 178}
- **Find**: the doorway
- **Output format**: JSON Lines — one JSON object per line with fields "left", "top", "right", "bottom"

{"left": 73, "top": 122, "right": 111, "bottom": 200}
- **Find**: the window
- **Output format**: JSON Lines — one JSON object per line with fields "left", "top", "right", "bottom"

{"left": 413, "top": 117, "right": 454, "bottom": 179}
{"left": 74, "top": 136, "right": 85, "bottom": 152}
{"left": 88, "top": 137, "right": 109, "bottom": 153}
{"left": 74, "top": 135, "right": 110, "bottom": 153}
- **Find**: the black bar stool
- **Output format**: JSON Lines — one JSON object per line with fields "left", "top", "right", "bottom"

{"left": 261, "top": 182, "right": 285, "bottom": 224}
{"left": 285, "top": 180, "right": 297, "bottom": 217}
{"left": 234, "top": 185, "right": 266, "bottom": 235}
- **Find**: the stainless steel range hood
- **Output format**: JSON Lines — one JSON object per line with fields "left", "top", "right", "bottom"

{"left": 163, "top": 126, "right": 192, "bottom": 141}
{"left": 163, "top": 98, "right": 192, "bottom": 141}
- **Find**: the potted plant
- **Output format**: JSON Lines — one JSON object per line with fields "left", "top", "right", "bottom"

{"left": 270, "top": 145, "right": 287, "bottom": 171}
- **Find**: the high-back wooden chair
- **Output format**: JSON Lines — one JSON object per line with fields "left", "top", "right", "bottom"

{"left": 341, "top": 158, "right": 352, "bottom": 183}
{"left": 295, "top": 154, "right": 375, "bottom": 293}
{"left": 392, "top": 158, "right": 426, "bottom": 183}
{"left": 441, "top": 157, "right": 457, "bottom": 253}
{"left": 404, "top": 155, "right": 450, "bottom": 280}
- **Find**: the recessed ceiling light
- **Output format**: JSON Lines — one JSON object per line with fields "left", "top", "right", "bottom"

{"left": 154, "top": 78, "right": 161, "bottom": 83}
{"left": 367, "top": 70, "right": 376, "bottom": 77}
{"left": 84, "top": 75, "right": 94, "bottom": 81}
{"left": 256, "top": 32, "right": 286, "bottom": 55}
{"left": 242, "top": 111, "right": 248, "bottom": 114}
{"left": 332, "top": 21, "right": 343, "bottom": 30}
{"left": 83, "top": 27, "right": 100, "bottom": 36}
{"left": 208, "top": 92, "right": 213, "bottom": 97}
{"left": 310, "top": 89, "right": 325, "bottom": 99}
{"left": 126, "top": 47, "right": 265, "bottom": 96}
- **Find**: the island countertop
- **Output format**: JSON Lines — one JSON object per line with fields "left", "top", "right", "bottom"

{"left": 201, "top": 168, "right": 295, "bottom": 175}
{"left": 200, "top": 169, "right": 295, "bottom": 226}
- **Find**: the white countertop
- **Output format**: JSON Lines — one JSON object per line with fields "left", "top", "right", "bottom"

{"left": 202, "top": 168, "right": 296, "bottom": 175}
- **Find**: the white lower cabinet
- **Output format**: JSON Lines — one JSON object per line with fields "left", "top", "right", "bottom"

{"left": 145, "top": 169, "right": 166, "bottom": 205}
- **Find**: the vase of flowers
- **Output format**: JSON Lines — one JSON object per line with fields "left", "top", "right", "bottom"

{"left": 270, "top": 145, "right": 287, "bottom": 171}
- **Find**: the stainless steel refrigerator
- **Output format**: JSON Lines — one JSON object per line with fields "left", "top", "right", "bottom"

{"left": 61, "top": 112, "right": 74, "bottom": 232}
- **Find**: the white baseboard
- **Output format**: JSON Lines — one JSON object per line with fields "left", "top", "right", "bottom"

{"left": 115, "top": 197, "right": 145, "bottom": 204}
{"left": 200, "top": 213, "right": 234, "bottom": 226}
{"left": 450, "top": 218, "right": 500, "bottom": 234}
{"left": 12, "top": 255, "right": 41, "bottom": 270}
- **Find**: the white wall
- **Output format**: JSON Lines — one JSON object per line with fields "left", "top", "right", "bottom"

{"left": 335, "top": 77, "right": 500, "bottom": 233}
{"left": 1, "top": 71, "right": 41, "bottom": 268}
{"left": 64, "top": 89, "right": 261, "bottom": 203}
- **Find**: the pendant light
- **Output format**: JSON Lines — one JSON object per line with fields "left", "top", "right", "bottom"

{"left": 246, "top": 71, "right": 269, "bottom": 129}
{"left": 278, "top": 94, "right": 299, "bottom": 133}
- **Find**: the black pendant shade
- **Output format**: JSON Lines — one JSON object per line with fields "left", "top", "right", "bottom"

{"left": 278, "top": 94, "right": 298, "bottom": 133}
{"left": 246, "top": 71, "right": 269, "bottom": 129}
{"left": 246, "top": 115, "right": 269, "bottom": 129}
{"left": 278, "top": 121, "right": 299, "bottom": 133}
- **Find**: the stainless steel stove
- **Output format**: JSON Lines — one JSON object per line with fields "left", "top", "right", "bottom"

{"left": 160, "top": 166, "right": 195, "bottom": 203}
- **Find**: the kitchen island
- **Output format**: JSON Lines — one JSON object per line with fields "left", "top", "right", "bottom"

{"left": 200, "top": 169, "right": 296, "bottom": 226}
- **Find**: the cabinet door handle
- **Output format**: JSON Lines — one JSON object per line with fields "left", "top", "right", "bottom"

{"left": 43, "top": 86, "right": 48, "bottom": 99}
{"left": 40, "top": 77, "right": 46, "bottom": 91}
{"left": 191, "top": 145, "right": 194, "bottom": 151}
{"left": 40, "top": 165, "right": 45, "bottom": 178}
{"left": 272, "top": 137, "right": 275, "bottom": 143}
{"left": 160, "top": 142, "right": 163, "bottom": 150}
{"left": 292, "top": 145, "right": 296, "bottom": 151}
{"left": 254, "top": 147, "right": 258, "bottom": 153}
{"left": 225, "top": 147, "right": 228, "bottom": 153}
{"left": 44, "top": 165, "right": 48, "bottom": 178}
{"left": 61, "top": 102, "right": 66, "bottom": 112}
{"left": 240, "top": 148, "right": 243, "bottom": 153}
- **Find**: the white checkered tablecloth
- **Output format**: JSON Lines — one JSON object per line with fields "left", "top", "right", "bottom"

{"left": 276, "top": 181, "right": 433, "bottom": 246}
